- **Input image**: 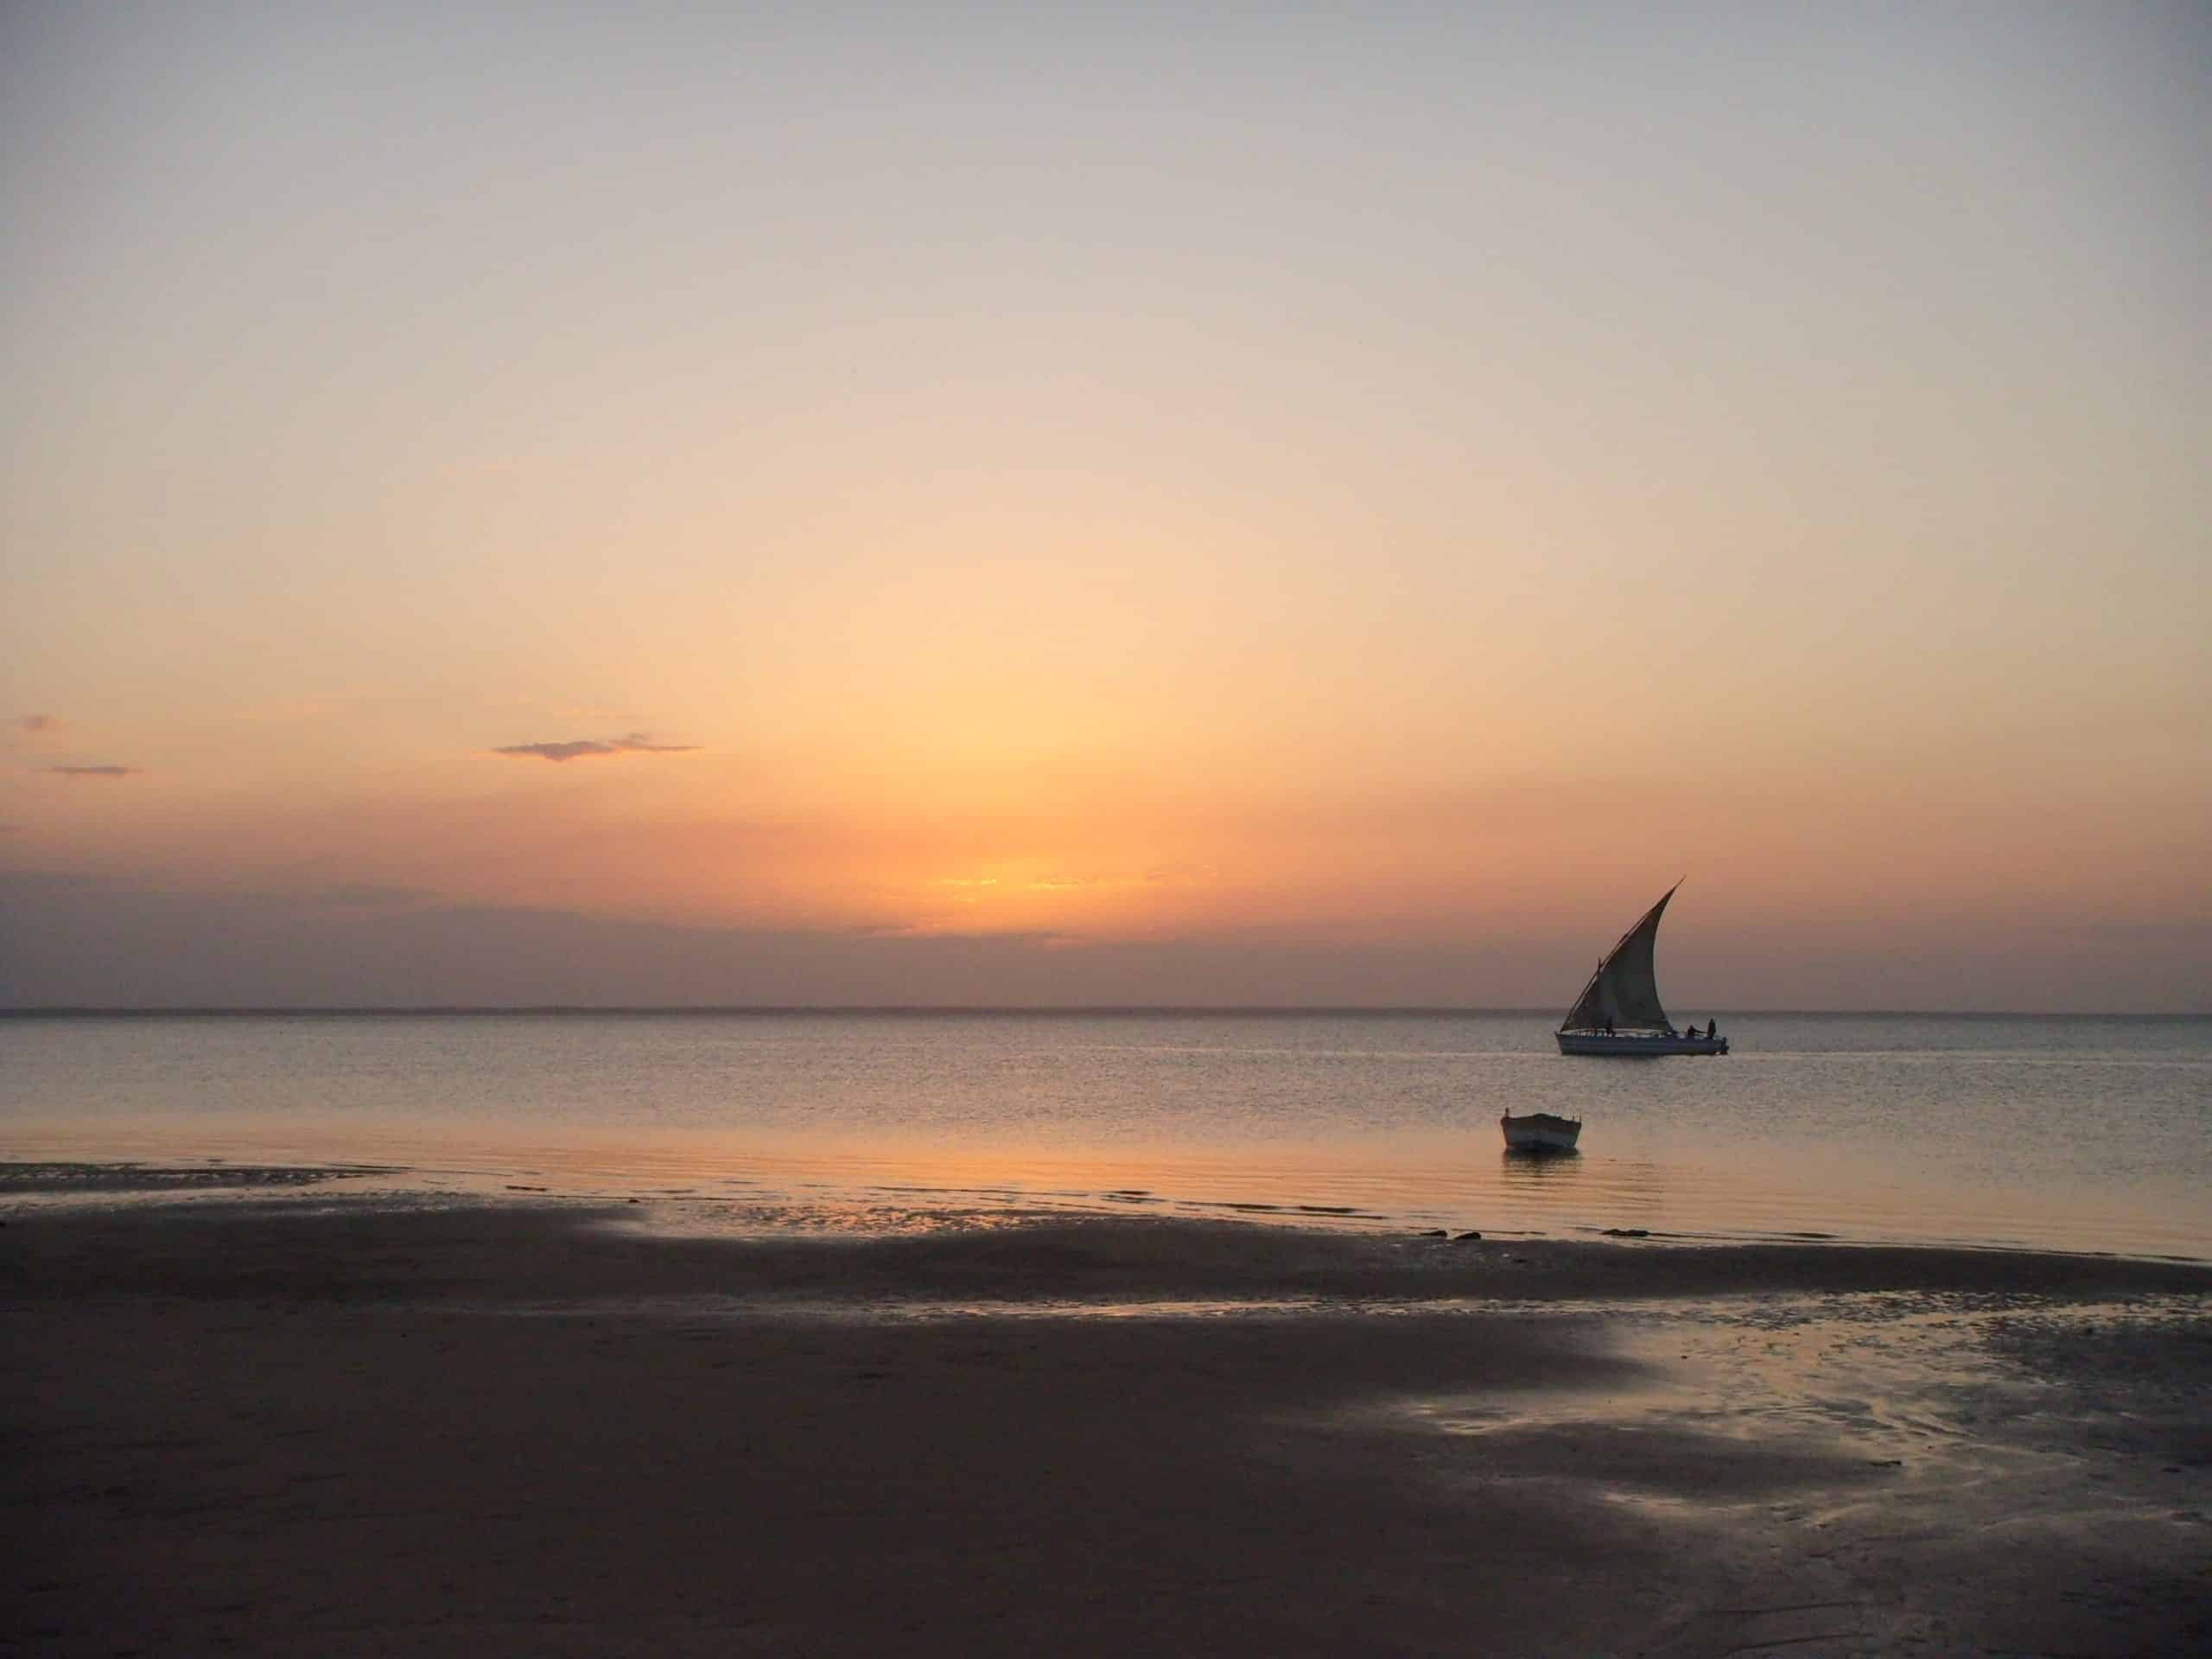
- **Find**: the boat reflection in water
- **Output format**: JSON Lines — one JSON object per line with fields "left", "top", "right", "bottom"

{"left": 1499, "top": 1143, "right": 1586, "bottom": 1183}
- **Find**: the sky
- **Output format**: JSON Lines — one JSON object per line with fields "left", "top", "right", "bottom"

{"left": 3, "top": 2, "right": 2207, "bottom": 1010}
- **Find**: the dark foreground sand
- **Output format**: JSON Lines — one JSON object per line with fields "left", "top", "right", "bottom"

{"left": 4, "top": 1189, "right": 2208, "bottom": 1657}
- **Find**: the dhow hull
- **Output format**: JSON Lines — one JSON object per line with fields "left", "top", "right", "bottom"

{"left": 1557, "top": 1031, "right": 1728, "bottom": 1058}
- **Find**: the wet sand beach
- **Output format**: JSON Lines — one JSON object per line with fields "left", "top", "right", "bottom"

{"left": 4, "top": 1186, "right": 2208, "bottom": 1657}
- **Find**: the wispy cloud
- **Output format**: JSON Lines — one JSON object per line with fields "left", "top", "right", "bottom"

{"left": 44, "top": 764, "right": 141, "bottom": 778}
{"left": 16, "top": 714, "right": 63, "bottom": 735}
{"left": 492, "top": 733, "right": 701, "bottom": 763}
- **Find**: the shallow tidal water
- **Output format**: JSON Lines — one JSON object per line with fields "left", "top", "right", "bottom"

{"left": 2, "top": 1011, "right": 2206, "bottom": 1258}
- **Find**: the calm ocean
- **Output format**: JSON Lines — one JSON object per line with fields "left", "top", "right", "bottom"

{"left": 3, "top": 1012, "right": 2206, "bottom": 1259}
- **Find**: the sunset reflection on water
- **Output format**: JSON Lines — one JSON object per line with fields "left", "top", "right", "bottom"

{"left": 3, "top": 1012, "right": 2208, "bottom": 1258}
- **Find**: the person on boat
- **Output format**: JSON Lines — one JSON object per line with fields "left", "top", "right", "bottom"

{"left": 1604, "top": 1018, "right": 1615, "bottom": 1036}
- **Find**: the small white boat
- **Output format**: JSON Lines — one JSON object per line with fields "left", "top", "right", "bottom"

{"left": 1555, "top": 883, "right": 1728, "bottom": 1058}
{"left": 1500, "top": 1110, "right": 1582, "bottom": 1154}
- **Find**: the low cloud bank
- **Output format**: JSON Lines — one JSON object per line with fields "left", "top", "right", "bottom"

{"left": 0, "top": 873, "right": 1578, "bottom": 1009}
{"left": 0, "top": 873, "right": 2203, "bottom": 1011}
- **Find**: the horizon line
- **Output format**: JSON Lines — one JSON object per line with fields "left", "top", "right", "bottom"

{"left": 2, "top": 1005, "right": 2202, "bottom": 1020}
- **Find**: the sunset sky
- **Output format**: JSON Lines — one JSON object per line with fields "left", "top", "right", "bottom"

{"left": 3, "top": 3, "right": 2206, "bottom": 1009}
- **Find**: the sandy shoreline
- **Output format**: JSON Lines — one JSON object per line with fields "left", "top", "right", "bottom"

{"left": 5, "top": 1193, "right": 2208, "bottom": 1656}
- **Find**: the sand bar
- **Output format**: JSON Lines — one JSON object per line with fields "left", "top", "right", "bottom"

{"left": 4, "top": 1190, "right": 2207, "bottom": 1656}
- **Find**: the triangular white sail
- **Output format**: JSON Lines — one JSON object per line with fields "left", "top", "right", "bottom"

{"left": 1559, "top": 885, "right": 1677, "bottom": 1034}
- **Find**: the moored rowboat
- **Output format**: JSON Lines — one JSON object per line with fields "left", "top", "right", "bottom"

{"left": 1500, "top": 1110, "right": 1582, "bottom": 1154}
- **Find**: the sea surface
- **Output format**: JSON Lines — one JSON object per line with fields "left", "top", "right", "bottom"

{"left": 3, "top": 1012, "right": 2207, "bottom": 1259}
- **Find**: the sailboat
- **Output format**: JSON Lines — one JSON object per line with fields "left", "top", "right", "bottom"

{"left": 1554, "top": 883, "right": 1727, "bottom": 1058}
{"left": 1501, "top": 886, "right": 1724, "bottom": 1151}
